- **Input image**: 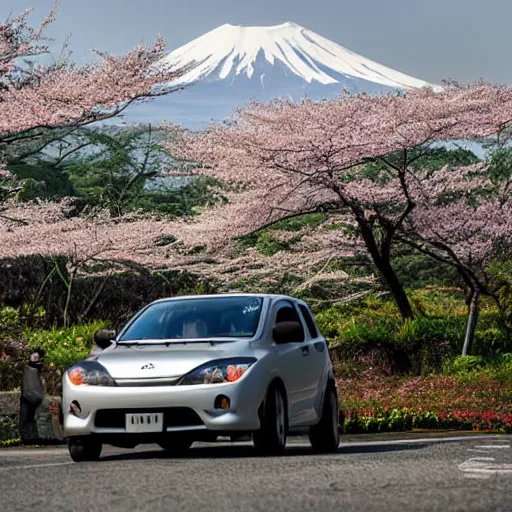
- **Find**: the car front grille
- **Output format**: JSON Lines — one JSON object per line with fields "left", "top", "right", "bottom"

{"left": 94, "top": 407, "right": 204, "bottom": 429}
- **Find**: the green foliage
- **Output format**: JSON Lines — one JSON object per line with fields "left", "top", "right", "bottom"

{"left": 0, "top": 436, "right": 21, "bottom": 447}
{"left": 58, "top": 126, "right": 226, "bottom": 217}
{"left": 5, "top": 125, "right": 227, "bottom": 218}
{"left": 7, "top": 163, "right": 76, "bottom": 200}
{"left": 236, "top": 213, "right": 325, "bottom": 254}
{"left": 392, "top": 248, "right": 462, "bottom": 290}
{"left": 24, "top": 320, "right": 110, "bottom": 373}
{"left": 489, "top": 259, "right": 512, "bottom": 333}
{"left": 443, "top": 355, "right": 486, "bottom": 375}
{"left": 0, "top": 416, "right": 19, "bottom": 444}
{"left": 318, "top": 289, "right": 508, "bottom": 374}
{"left": 410, "top": 146, "right": 480, "bottom": 170}
{"left": 254, "top": 232, "right": 300, "bottom": 257}
{"left": 0, "top": 308, "right": 107, "bottom": 392}
{"left": 488, "top": 147, "right": 512, "bottom": 183}
{"left": 131, "top": 176, "right": 228, "bottom": 217}
{"left": 363, "top": 146, "right": 480, "bottom": 179}
{"left": 342, "top": 407, "right": 512, "bottom": 434}
{"left": 274, "top": 213, "right": 326, "bottom": 232}
{"left": 0, "top": 303, "right": 47, "bottom": 392}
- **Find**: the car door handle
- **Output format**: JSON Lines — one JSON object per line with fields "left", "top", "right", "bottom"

{"left": 301, "top": 345, "right": 309, "bottom": 356}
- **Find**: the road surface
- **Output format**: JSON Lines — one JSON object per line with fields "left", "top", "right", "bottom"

{"left": 1, "top": 434, "right": 512, "bottom": 511}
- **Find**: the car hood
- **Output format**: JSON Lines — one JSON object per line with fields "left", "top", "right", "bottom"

{"left": 94, "top": 341, "right": 248, "bottom": 380}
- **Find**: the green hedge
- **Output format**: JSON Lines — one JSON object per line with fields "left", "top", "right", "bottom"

{"left": 0, "top": 416, "right": 19, "bottom": 445}
{"left": 24, "top": 321, "right": 109, "bottom": 370}
{"left": 342, "top": 408, "right": 512, "bottom": 434}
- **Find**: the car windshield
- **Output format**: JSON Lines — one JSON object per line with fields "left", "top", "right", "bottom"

{"left": 118, "top": 296, "right": 263, "bottom": 342}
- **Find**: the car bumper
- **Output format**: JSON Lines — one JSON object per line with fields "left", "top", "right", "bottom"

{"left": 62, "top": 373, "right": 262, "bottom": 437}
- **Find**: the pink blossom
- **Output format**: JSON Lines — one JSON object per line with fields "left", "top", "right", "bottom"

{"left": 0, "top": 3, "right": 189, "bottom": 169}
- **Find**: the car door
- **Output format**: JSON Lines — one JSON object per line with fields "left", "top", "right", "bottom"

{"left": 297, "top": 302, "right": 329, "bottom": 421}
{"left": 271, "top": 300, "right": 321, "bottom": 427}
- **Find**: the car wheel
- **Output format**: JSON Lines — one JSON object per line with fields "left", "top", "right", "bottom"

{"left": 253, "top": 385, "right": 287, "bottom": 455}
{"left": 68, "top": 436, "right": 102, "bottom": 462}
{"left": 158, "top": 436, "right": 193, "bottom": 456}
{"left": 309, "top": 384, "right": 340, "bottom": 453}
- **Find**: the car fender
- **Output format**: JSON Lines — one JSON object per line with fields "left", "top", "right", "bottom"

{"left": 257, "top": 368, "right": 288, "bottom": 422}
{"left": 313, "top": 350, "right": 336, "bottom": 419}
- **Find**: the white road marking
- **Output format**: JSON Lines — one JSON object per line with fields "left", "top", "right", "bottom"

{"left": 473, "top": 445, "right": 510, "bottom": 449}
{"left": 0, "top": 461, "right": 74, "bottom": 471}
{"left": 460, "top": 457, "right": 496, "bottom": 464}
{"left": 463, "top": 473, "right": 493, "bottom": 480}
{"left": 459, "top": 457, "right": 512, "bottom": 478}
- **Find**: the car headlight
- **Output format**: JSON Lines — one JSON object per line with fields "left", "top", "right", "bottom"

{"left": 179, "top": 358, "right": 256, "bottom": 385}
{"left": 67, "top": 361, "right": 116, "bottom": 387}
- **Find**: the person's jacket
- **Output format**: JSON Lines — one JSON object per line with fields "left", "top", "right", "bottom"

{"left": 21, "top": 366, "right": 44, "bottom": 406}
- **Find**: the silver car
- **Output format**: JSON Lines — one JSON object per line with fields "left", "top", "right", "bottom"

{"left": 62, "top": 293, "right": 340, "bottom": 461}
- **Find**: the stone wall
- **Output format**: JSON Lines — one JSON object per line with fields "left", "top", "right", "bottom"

{"left": 0, "top": 392, "right": 64, "bottom": 444}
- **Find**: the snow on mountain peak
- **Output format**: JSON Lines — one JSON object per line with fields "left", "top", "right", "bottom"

{"left": 159, "top": 21, "right": 435, "bottom": 90}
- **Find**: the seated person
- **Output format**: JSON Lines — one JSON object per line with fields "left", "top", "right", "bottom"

{"left": 181, "top": 312, "right": 208, "bottom": 338}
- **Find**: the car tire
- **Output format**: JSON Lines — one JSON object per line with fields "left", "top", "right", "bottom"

{"left": 309, "top": 384, "right": 340, "bottom": 453}
{"left": 68, "top": 436, "right": 102, "bottom": 462}
{"left": 158, "top": 436, "right": 193, "bottom": 456}
{"left": 253, "top": 385, "right": 287, "bottom": 455}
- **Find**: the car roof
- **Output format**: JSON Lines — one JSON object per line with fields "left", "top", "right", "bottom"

{"left": 149, "top": 293, "right": 305, "bottom": 306}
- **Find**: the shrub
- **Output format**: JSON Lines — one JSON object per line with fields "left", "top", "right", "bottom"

{"left": 0, "top": 339, "right": 31, "bottom": 391}
{"left": 24, "top": 322, "right": 104, "bottom": 368}
{"left": 0, "top": 304, "right": 46, "bottom": 391}
{"left": 23, "top": 320, "right": 110, "bottom": 393}
{"left": 342, "top": 408, "right": 512, "bottom": 434}
{"left": 318, "top": 288, "right": 509, "bottom": 375}
{"left": 0, "top": 416, "right": 19, "bottom": 444}
{"left": 443, "top": 355, "right": 486, "bottom": 375}
{"left": 397, "top": 316, "right": 464, "bottom": 373}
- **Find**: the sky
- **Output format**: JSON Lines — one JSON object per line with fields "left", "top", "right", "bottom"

{"left": 1, "top": 0, "right": 511, "bottom": 85}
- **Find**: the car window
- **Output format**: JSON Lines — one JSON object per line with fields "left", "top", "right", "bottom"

{"left": 274, "top": 301, "right": 305, "bottom": 340}
{"left": 275, "top": 303, "right": 301, "bottom": 324}
{"left": 299, "top": 304, "right": 319, "bottom": 338}
{"left": 119, "top": 297, "right": 263, "bottom": 341}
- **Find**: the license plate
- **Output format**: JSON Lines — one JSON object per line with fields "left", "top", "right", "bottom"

{"left": 125, "top": 412, "right": 164, "bottom": 433}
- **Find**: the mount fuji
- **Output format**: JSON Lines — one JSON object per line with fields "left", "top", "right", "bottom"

{"left": 123, "top": 22, "right": 437, "bottom": 128}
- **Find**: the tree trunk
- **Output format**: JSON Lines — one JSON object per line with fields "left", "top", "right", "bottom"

{"left": 357, "top": 221, "right": 414, "bottom": 320}
{"left": 462, "top": 288, "right": 480, "bottom": 356}
{"left": 62, "top": 267, "right": 78, "bottom": 328}
{"left": 377, "top": 259, "right": 414, "bottom": 319}
{"left": 78, "top": 276, "right": 109, "bottom": 323}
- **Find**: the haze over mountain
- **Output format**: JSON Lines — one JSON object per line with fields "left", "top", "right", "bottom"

{"left": 123, "top": 22, "right": 438, "bottom": 129}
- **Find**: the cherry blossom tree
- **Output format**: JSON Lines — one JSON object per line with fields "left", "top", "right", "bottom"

{"left": 400, "top": 162, "right": 512, "bottom": 354}
{"left": 166, "top": 84, "right": 512, "bottom": 319}
{"left": 0, "top": 2, "right": 188, "bottom": 176}
{"left": 0, "top": 201, "right": 367, "bottom": 322}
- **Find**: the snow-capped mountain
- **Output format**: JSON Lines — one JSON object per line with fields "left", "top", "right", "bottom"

{"left": 123, "top": 22, "right": 437, "bottom": 128}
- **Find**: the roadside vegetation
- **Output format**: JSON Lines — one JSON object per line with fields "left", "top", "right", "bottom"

{"left": 322, "top": 289, "right": 512, "bottom": 433}
{"left": 2, "top": 283, "right": 512, "bottom": 436}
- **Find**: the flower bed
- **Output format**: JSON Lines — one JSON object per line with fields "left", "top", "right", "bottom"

{"left": 338, "top": 370, "right": 512, "bottom": 434}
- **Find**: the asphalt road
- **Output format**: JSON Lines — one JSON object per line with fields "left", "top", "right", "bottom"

{"left": 1, "top": 434, "right": 512, "bottom": 512}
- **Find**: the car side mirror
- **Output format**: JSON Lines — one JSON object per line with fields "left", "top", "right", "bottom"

{"left": 94, "top": 329, "right": 116, "bottom": 350}
{"left": 273, "top": 321, "right": 304, "bottom": 344}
